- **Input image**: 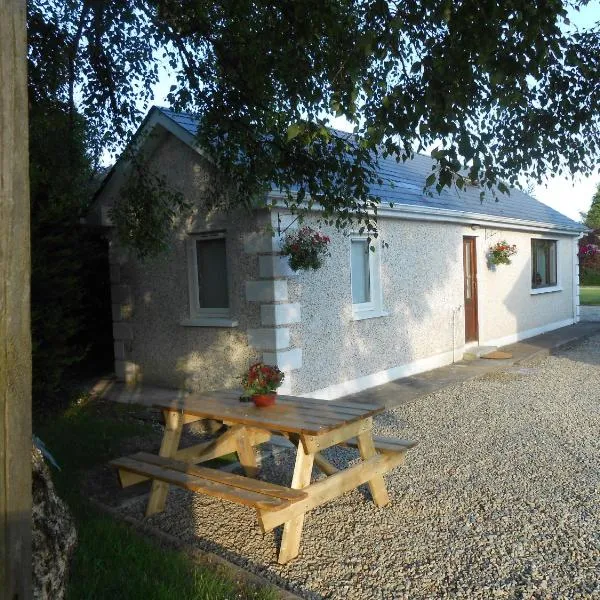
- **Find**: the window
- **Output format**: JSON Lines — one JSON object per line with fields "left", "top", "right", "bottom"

{"left": 351, "top": 239, "right": 371, "bottom": 304}
{"left": 183, "top": 231, "right": 237, "bottom": 327}
{"left": 195, "top": 237, "right": 228, "bottom": 310}
{"left": 350, "top": 236, "right": 386, "bottom": 320}
{"left": 531, "top": 239, "right": 558, "bottom": 289}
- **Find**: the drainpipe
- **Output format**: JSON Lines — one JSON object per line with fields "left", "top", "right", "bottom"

{"left": 574, "top": 233, "right": 584, "bottom": 324}
{"left": 452, "top": 305, "right": 463, "bottom": 363}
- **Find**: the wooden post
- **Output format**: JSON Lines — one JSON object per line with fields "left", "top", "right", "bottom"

{"left": 235, "top": 431, "right": 259, "bottom": 478}
{"left": 278, "top": 442, "right": 314, "bottom": 564}
{"left": 0, "top": 1, "right": 32, "bottom": 598}
{"left": 145, "top": 410, "right": 184, "bottom": 516}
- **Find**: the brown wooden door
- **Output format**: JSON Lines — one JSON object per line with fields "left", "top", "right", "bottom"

{"left": 463, "top": 237, "right": 479, "bottom": 342}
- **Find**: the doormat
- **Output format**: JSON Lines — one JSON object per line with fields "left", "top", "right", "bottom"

{"left": 482, "top": 351, "right": 513, "bottom": 360}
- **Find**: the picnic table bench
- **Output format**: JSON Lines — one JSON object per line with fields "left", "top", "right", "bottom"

{"left": 110, "top": 389, "right": 417, "bottom": 563}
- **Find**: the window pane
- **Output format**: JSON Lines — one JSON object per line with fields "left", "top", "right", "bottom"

{"left": 351, "top": 240, "right": 371, "bottom": 304}
{"left": 532, "top": 240, "right": 557, "bottom": 288}
{"left": 537, "top": 246, "right": 547, "bottom": 285}
{"left": 464, "top": 244, "right": 472, "bottom": 300}
{"left": 196, "top": 239, "right": 228, "bottom": 308}
{"left": 548, "top": 241, "right": 557, "bottom": 285}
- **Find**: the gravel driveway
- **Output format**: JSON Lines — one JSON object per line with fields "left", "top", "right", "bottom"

{"left": 119, "top": 334, "right": 600, "bottom": 599}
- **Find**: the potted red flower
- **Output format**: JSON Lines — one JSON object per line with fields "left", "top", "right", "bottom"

{"left": 241, "top": 362, "right": 285, "bottom": 407}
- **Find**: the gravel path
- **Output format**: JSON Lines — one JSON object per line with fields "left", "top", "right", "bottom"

{"left": 119, "top": 335, "right": 600, "bottom": 599}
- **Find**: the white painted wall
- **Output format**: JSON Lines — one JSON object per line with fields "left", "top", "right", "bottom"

{"left": 284, "top": 213, "right": 577, "bottom": 398}
{"left": 475, "top": 229, "right": 575, "bottom": 346}
{"left": 97, "top": 130, "right": 578, "bottom": 398}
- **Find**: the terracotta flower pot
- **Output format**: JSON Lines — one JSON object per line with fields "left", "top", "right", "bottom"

{"left": 252, "top": 393, "right": 276, "bottom": 407}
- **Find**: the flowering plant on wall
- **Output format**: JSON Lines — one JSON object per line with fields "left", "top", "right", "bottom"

{"left": 578, "top": 243, "right": 598, "bottom": 259}
{"left": 488, "top": 240, "right": 517, "bottom": 266}
{"left": 241, "top": 362, "right": 285, "bottom": 396}
{"left": 281, "top": 226, "right": 330, "bottom": 271}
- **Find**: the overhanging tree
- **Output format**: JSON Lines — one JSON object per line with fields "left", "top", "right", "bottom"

{"left": 28, "top": 0, "right": 600, "bottom": 256}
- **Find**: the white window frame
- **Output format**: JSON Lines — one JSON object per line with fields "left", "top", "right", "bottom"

{"left": 350, "top": 235, "right": 387, "bottom": 320}
{"left": 531, "top": 238, "right": 562, "bottom": 295}
{"left": 181, "top": 231, "right": 238, "bottom": 327}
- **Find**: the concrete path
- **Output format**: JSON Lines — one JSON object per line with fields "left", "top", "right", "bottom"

{"left": 580, "top": 306, "right": 600, "bottom": 322}
{"left": 343, "top": 322, "right": 600, "bottom": 408}
{"left": 96, "top": 322, "right": 600, "bottom": 411}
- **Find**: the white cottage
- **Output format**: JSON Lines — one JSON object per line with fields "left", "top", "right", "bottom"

{"left": 90, "top": 107, "right": 584, "bottom": 399}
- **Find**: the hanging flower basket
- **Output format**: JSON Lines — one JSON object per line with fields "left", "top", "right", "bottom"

{"left": 488, "top": 240, "right": 517, "bottom": 266}
{"left": 281, "top": 226, "right": 331, "bottom": 271}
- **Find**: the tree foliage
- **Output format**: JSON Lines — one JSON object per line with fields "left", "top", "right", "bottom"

{"left": 29, "top": 99, "right": 112, "bottom": 409}
{"left": 28, "top": 0, "right": 600, "bottom": 255}
{"left": 582, "top": 183, "right": 600, "bottom": 230}
{"left": 112, "top": 155, "right": 191, "bottom": 259}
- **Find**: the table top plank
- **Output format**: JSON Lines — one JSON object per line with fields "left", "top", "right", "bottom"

{"left": 184, "top": 396, "right": 358, "bottom": 428}
{"left": 201, "top": 390, "right": 377, "bottom": 422}
{"left": 157, "top": 400, "right": 352, "bottom": 435}
{"left": 154, "top": 390, "right": 384, "bottom": 435}
{"left": 214, "top": 389, "right": 381, "bottom": 415}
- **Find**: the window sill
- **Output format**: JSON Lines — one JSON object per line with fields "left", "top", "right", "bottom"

{"left": 180, "top": 317, "right": 239, "bottom": 328}
{"left": 352, "top": 309, "right": 389, "bottom": 321}
{"left": 531, "top": 286, "right": 562, "bottom": 295}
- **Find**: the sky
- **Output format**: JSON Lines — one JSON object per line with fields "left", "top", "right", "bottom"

{"left": 140, "top": 2, "right": 600, "bottom": 223}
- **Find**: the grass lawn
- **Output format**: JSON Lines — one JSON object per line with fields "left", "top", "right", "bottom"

{"left": 37, "top": 396, "right": 277, "bottom": 600}
{"left": 580, "top": 286, "right": 600, "bottom": 305}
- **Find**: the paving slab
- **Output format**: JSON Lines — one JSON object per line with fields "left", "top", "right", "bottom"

{"left": 342, "top": 322, "right": 600, "bottom": 408}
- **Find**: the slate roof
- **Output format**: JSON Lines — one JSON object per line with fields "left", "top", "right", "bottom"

{"left": 158, "top": 107, "right": 200, "bottom": 137}
{"left": 156, "top": 106, "right": 584, "bottom": 233}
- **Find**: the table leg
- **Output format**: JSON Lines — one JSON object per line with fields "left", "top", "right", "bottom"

{"left": 236, "top": 428, "right": 259, "bottom": 478}
{"left": 146, "top": 409, "right": 184, "bottom": 516}
{"left": 278, "top": 441, "right": 315, "bottom": 564}
{"left": 356, "top": 430, "right": 390, "bottom": 507}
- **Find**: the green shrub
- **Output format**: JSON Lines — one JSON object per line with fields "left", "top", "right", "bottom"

{"left": 30, "top": 102, "right": 113, "bottom": 413}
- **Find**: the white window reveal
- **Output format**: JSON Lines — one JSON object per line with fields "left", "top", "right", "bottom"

{"left": 350, "top": 236, "right": 386, "bottom": 320}
{"left": 531, "top": 239, "right": 561, "bottom": 294}
{"left": 182, "top": 231, "right": 238, "bottom": 327}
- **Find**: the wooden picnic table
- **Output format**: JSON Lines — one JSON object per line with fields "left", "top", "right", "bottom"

{"left": 111, "top": 389, "right": 416, "bottom": 564}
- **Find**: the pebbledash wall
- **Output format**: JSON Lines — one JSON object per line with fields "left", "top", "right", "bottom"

{"left": 271, "top": 211, "right": 579, "bottom": 399}
{"left": 97, "top": 126, "right": 580, "bottom": 399}
{"left": 99, "top": 130, "right": 308, "bottom": 393}
{"left": 101, "top": 132, "right": 263, "bottom": 391}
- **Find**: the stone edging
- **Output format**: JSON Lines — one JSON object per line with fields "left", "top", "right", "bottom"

{"left": 88, "top": 497, "right": 304, "bottom": 600}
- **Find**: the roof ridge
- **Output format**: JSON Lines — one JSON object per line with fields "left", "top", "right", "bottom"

{"left": 151, "top": 107, "right": 583, "bottom": 232}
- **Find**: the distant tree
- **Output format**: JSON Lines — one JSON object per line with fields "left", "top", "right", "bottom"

{"left": 579, "top": 185, "right": 600, "bottom": 284}
{"left": 27, "top": 1, "right": 600, "bottom": 257}
{"left": 582, "top": 183, "right": 600, "bottom": 230}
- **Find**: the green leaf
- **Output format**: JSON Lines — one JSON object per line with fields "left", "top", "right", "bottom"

{"left": 286, "top": 123, "right": 303, "bottom": 141}
{"left": 497, "top": 182, "right": 510, "bottom": 195}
